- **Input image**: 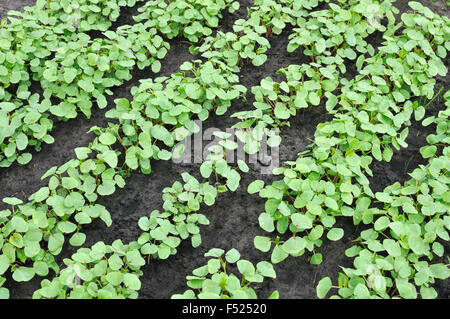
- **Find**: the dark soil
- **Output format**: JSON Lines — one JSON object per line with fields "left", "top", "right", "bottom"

{"left": 0, "top": 0, "right": 449, "bottom": 299}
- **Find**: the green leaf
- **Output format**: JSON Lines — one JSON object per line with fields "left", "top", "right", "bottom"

{"left": 281, "top": 236, "right": 306, "bottom": 255}
{"left": 15, "top": 133, "right": 28, "bottom": 151}
{"left": 180, "top": 62, "right": 193, "bottom": 71}
{"left": 237, "top": 260, "right": 255, "bottom": 277}
{"left": 78, "top": 78, "right": 95, "bottom": 92}
{"left": 3, "top": 197, "right": 23, "bottom": 206}
{"left": 108, "top": 254, "right": 123, "bottom": 271}
{"left": 9, "top": 233, "right": 23, "bottom": 248}
{"left": 268, "top": 290, "right": 279, "bottom": 299}
{"left": 200, "top": 162, "right": 212, "bottom": 178}
{"left": 75, "top": 147, "right": 91, "bottom": 160}
{"left": 172, "top": 143, "right": 185, "bottom": 159}
{"left": 256, "top": 261, "right": 276, "bottom": 278}
{"left": 57, "top": 221, "right": 77, "bottom": 234}
{"left": 102, "top": 150, "right": 118, "bottom": 168}
{"left": 252, "top": 54, "right": 267, "bottom": 66}
{"left": 48, "top": 233, "right": 64, "bottom": 254}
{"left": 310, "top": 253, "right": 323, "bottom": 265}
{"left": 33, "top": 187, "right": 50, "bottom": 202}
{"left": 248, "top": 180, "right": 264, "bottom": 194}
{"left": 43, "top": 69, "right": 57, "bottom": 82}
{"left": 97, "top": 183, "right": 115, "bottom": 196}
{"left": 274, "top": 104, "right": 290, "bottom": 119}
{"left": 185, "top": 83, "right": 202, "bottom": 100}
{"left": 123, "top": 273, "right": 141, "bottom": 290}
{"left": 254, "top": 236, "right": 271, "bottom": 252}
{"left": 33, "top": 261, "right": 49, "bottom": 277}
{"left": 64, "top": 68, "right": 78, "bottom": 84}
{"left": 97, "top": 94, "right": 108, "bottom": 109}
{"left": 271, "top": 245, "right": 288, "bottom": 264}
{"left": 99, "top": 132, "right": 116, "bottom": 146}
{"left": 383, "top": 239, "right": 401, "bottom": 257}
{"left": 382, "top": 146, "right": 393, "bottom": 162}
{"left": 258, "top": 213, "right": 274, "bottom": 232}
{"left": 430, "top": 264, "right": 450, "bottom": 280}
{"left": 237, "top": 160, "right": 249, "bottom": 173}
{"left": 432, "top": 242, "right": 444, "bottom": 257}
{"left": 151, "top": 61, "right": 161, "bottom": 73}
{"left": 326, "top": 228, "right": 344, "bottom": 241}
{"left": 158, "top": 149, "right": 172, "bottom": 161}
{"left": 316, "top": 277, "right": 332, "bottom": 299}
{"left": 207, "top": 259, "right": 221, "bottom": 274}
{"left": 354, "top": 283, "right": 370, "bottom": 299}
{"left": 11, "top": 216, "right": 28, "bottom": 232}
{"left": 69, "top": 233, "right": 86, "bottom": 247}
{"left": 156, "top": 243, "right": 172, "bottom": 259}
{"left": 315, "top": 38, "right": 326, "bottom": 54}
{"left": 395, "top": 279, "right": 417, "bottom": 299}
{"left": 225, "top": 249, "right": 240, "bottom": 263}
{"left": 17, "top": 153, "right": 32, "bottom": 165}
{"left": 0, "top": 255, "right": 10, "bottom": 275}
{"left": 291, "top": 213, "right": 313, "bottom": 230}
{"left": 374, "top": 216, "right": 390, "bottom": 231}
{"left": 0, "top": 288, "right": 9, "bottom": 299}
{"left": 12, "top": 267, "right": 35, "bottom": 282}
{"left": 106, "top": 271, "right": 123, "bottom": 286}
{"left": 204, "top": 248, "right": 225, "bottom": 258}
{"left": 420, "top": 145, "right": 437, "bottom": 159}
{"left": 420, "top": 286, "right": 437, "bottom": 299}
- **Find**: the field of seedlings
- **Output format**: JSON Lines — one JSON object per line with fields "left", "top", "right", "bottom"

{"left": 0, "top": 0, "right": 449, "bottom": 300}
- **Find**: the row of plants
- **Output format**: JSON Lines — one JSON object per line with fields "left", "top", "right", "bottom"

{"left": 0, "top": 55, "right": 243, "bottom": 297}
{"left": 317, "top": 99, "right": 449, "bottom": 299}
{"left": 24, "top": 0, "right": 347, "bottom": 299}
{"left": 26, "top": 0, "right": 406, "bottom": 299}
{"left": 0, "top": 0, "right": 237, "bottom": 168}
{"left": 0, "top": 0, "right": 313, "bottom": 299}
{"left": 30, "top": 168, "right": 232, "bottom": 298}
{"left": 0, "top": 0, "right": 146, "bottom": 166}
{"left": 1, "top": 24, "right": 169, "bottom": 166}
{"left": 191, "top": 0, "right": 332, "bottom": 67}
{"left": 157, "top": 0, "right": 449, "bottom": 299}
{"left": 3, "top": 0, "right": 339, "bottom": 171}
{"left": 170, "top": 134, "right": 282, "bottom": 299}
{"left": 0, "top": 0, "right": 144, "bottom": 167}
{"left": 30, "top": 123, "right": 278, "bottom": 298}
{"left": 134, "top": 0, "right": 240, "bottom": 42}
{"left": 168, "top": 0, "right": 449, "bottom": 299}
{"left": 238, "top": 1, "right": 449, "bottom": 298}
{"left": 230, "top": 0, "right": 399, "bottom": 149}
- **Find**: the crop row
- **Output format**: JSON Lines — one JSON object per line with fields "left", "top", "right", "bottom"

{"left": 0, "top": 0, "right": 238, "bottom": 168}
{"left": 0, "top": 0, "right": 318, "bottom": 299}
{"left": 31, "top": 0, "right": 363, "bottom": 299}
{"left": 0, "top": 0, "right": 145, "bottom": 166}
{"left": 173, "top": 0, "right": 449, "bottom": 299}
{"left": 237, "top": 1, "right": 449, "bottom": 299}
{"left": 44, "top": 0, "right": 450, "bottom": 299}
{"left": 167, "top": 0, "right": 449, "bottom": 299}
{"left": 318, "top": 100, "right": 449, "bottom": 299}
